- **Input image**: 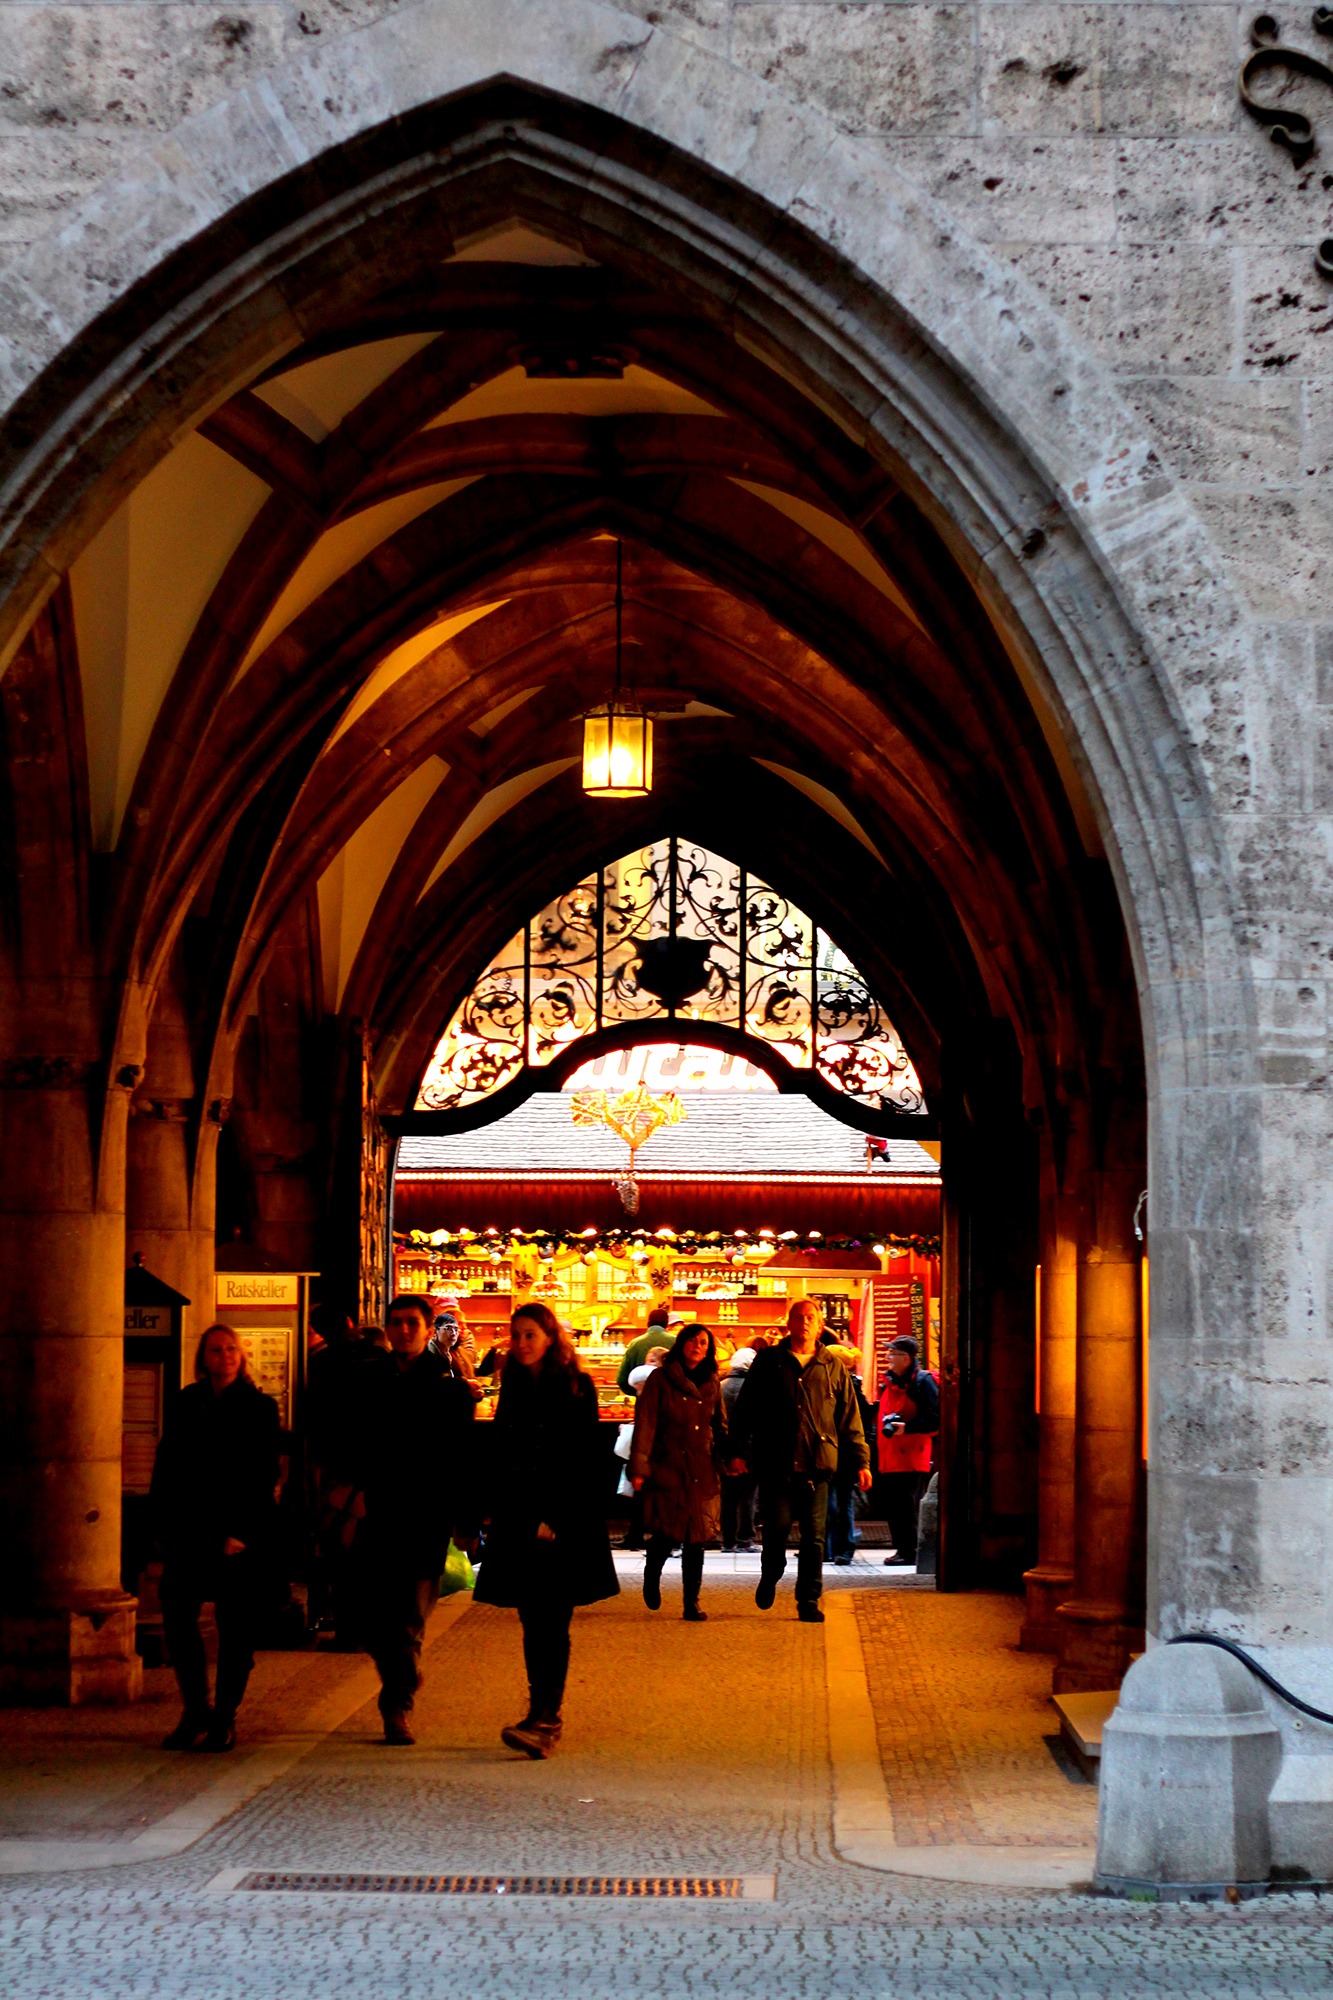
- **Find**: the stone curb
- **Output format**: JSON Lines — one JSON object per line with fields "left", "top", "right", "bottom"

{"left": 823, "top": 1591, "right": 1096, "bottom": 1892}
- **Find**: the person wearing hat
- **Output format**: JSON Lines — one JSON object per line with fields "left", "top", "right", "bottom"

{"left": 432, "top": 1294, "right": 477, "bottom": 1376}
{"left": 876, "top": 1336, "right": 939, "bottom": 1567}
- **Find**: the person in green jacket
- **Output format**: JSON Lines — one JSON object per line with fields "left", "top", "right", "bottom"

{"left": 615, "top": 1310, "right": 677, "bottom": 1393}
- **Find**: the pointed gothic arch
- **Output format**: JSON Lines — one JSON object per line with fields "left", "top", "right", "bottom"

{"left": 0, "top": 0, "right": 1275, "bottom": 1742}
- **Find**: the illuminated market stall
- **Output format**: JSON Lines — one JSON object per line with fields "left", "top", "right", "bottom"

{"left": 392, "top": 1046, "right": 941, "bottom": 1425}
{"left": 390, "top": 839, "right": 942, "bottom": 1431}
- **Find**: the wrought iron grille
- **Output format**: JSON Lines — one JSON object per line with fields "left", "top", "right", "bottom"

{"left": 416, "top": 838, "right": 924, "bottom": 1118}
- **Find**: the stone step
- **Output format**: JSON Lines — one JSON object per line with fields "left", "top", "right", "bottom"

{"left": 1053, "top": 1690, "right": 1119, "bottom": 1779}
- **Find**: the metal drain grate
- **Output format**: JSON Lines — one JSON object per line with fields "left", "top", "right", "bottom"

{"left": 237, "top": 1871, "right": 746, "bottom": 1898}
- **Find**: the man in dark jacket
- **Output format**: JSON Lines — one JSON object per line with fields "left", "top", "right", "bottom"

{"left": 306, "top": 1301, "right": 377, "bottom": 1644}
{"left": 729, "top": 1300, "right": 870, "bottom": 1622}
{"left": 358, "top": 1294, "right": 476, "bottom": 1744}
{"left": 151, "top": 1335, "right": 281, "bottom": 1750}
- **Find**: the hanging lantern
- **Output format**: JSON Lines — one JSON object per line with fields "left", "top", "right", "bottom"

{"left": 581, "top": 705, "right": 654, "bottom": 798}
{"left": 582, "top": 539, "right": 653, "bottom": 799}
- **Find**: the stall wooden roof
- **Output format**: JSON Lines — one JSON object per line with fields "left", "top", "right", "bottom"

{"left": 396, "top": 1095, "right": 939, "bottom": 1182}
{"left": 393, "top": 1095, "right": 941, "bottom": 1238}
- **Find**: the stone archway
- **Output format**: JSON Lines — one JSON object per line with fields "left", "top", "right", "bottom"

{"left": 0, "top": 0, "right": 1262, "bottom": 1726}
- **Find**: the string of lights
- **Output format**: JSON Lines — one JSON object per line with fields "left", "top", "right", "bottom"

{"left": 398, "top": 1224, "right": 942, "bottom": 1261}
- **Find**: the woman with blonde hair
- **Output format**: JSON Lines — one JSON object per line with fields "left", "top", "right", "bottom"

{"left": 150, "top": 1324, "right": 281, "bottom": 1751}
{"left": 474, "top": 1302, "right": 618, "bottom": 1758}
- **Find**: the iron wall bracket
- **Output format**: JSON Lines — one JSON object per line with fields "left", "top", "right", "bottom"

{"left": 1240, "top": 12, "right": 1333, "bottom": 274}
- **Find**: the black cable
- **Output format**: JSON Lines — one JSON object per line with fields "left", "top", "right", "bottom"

{"left": 1169, "top": 1633, "right": 1333, "bottom": 1727}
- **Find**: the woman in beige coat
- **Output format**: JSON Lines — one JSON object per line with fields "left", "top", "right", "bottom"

{"left": 629, "top": 1323, "right": 727, "bottom": 1621}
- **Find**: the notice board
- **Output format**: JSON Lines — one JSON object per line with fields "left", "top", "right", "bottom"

{"left": 215, "top": 1272, "right": 310, "bottom": 1430}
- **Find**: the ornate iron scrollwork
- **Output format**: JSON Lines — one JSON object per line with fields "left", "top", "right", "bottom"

{"left": 1240, "top": 13, "right": 1333, "bottom": 165}
{"left": 415, "top": 836, "right": 925, "bottom": 1120}
{"left": 1239, "top": 12, "right": 1333, "bottom": 273}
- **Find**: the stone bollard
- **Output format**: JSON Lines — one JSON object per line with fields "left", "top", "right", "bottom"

{"left": 1096, "top": 1644, "right": 1281, "bottom": 1898}
{"left": 915, "top": 1473, "right": 939, "bottom": 1577}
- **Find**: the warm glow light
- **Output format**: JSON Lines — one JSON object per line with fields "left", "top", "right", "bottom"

{"left": 1034, "top": 1264, "right": 1042, "bottom": 1416}
{"left": 582, "top": 707, "right": 653, "bottom": 797}
{"left": 1141, "top": 1257, "right": 1150, "bottom": 1464}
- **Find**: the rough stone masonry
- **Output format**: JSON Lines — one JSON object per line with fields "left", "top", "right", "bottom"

{"left": 0, "top": 0, "right": 1331, "bottom": 1893}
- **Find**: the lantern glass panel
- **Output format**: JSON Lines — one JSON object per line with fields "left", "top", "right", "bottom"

{"left": 582, "top": 709, "right": 652, "bottom": 796}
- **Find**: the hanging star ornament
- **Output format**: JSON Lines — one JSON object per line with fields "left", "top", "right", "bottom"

{"left": 570, "top": 1083, "right": 687, "bottom": 1211}
{"left": 570, "top": 1082, "right": 686, "bottom": 1157}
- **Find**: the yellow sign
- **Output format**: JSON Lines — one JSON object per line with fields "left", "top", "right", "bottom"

{"left": 216, "top": 1272, "right": 301, "bottom": 1309}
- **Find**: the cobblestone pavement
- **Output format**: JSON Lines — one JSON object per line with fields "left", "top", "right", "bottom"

{"left": 0, "top": 1647, "right": 376, "bottom": 1843}
{"left": 854, "top": 1589, "right": 1097, "bottom": 1850}
{"left": 3, "top": 1564, "right": 1333, "bottom": 1997}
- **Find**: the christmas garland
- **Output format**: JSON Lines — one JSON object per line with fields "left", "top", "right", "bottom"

{"left": 398, "top": 1224, "right": 941, "bottom": 1259}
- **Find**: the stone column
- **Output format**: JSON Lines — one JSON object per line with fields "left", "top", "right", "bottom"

{"left": 1020, "top": 1132, "right": 1081, "bottom": 1651}
{"left": 0, "top": 1070, "right": 142, "bottom": 1702}
{"left": 0, "top": 598, "right": 142, "bottom": 1700}
{"left": 126, "top": 974, "right": 217, "bottom": 1375}
{"left": 1055, "top": 1137, "right": 1146, "bottom": 1694}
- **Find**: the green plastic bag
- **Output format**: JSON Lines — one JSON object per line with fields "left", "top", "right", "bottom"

{"left": 439, "top": 1538, "right": 475, "bottom": 1596}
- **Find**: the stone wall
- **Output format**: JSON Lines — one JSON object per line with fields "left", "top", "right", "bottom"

{"left": 0, "top": 0, "right": 1329, "bottom": 1663}
{"left": 3, "top": 2, "right": 1327, "bottom": 740}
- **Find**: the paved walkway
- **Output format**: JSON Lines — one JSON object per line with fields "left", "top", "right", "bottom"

{"left": 3, "top": 1561, "right": 1333, "bottom": 1997}
{"left": 854, "top": 1589, "right": 1097, "bottom": 1851}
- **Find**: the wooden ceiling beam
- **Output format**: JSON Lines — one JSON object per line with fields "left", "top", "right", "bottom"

{"left": 200, "top": 393, "right": 325, "bottom": 515}
{"left": 340, "top": 413, "right": 825, "bottom": 518}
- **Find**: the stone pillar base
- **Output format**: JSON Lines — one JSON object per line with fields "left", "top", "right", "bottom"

{"left": 1019, "top": 1564, "right": 1074, "bottom": 1652}
{"left": 1097, "top": 1646, "right": 1280, "bottom": 1897}
{"left": 0, "top": 1595, "right": 142, "bottom": 1705}
{"left": 1054, "top": 1596, "right": 1142, "bottom": 1693}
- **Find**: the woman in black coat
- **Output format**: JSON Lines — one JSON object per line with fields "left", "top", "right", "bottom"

{"left": 474, "top": 1302, "right": 618, "bottom": 1758}
{"left": 150, "top": 1324, "right": 281, "bottom": 1751}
